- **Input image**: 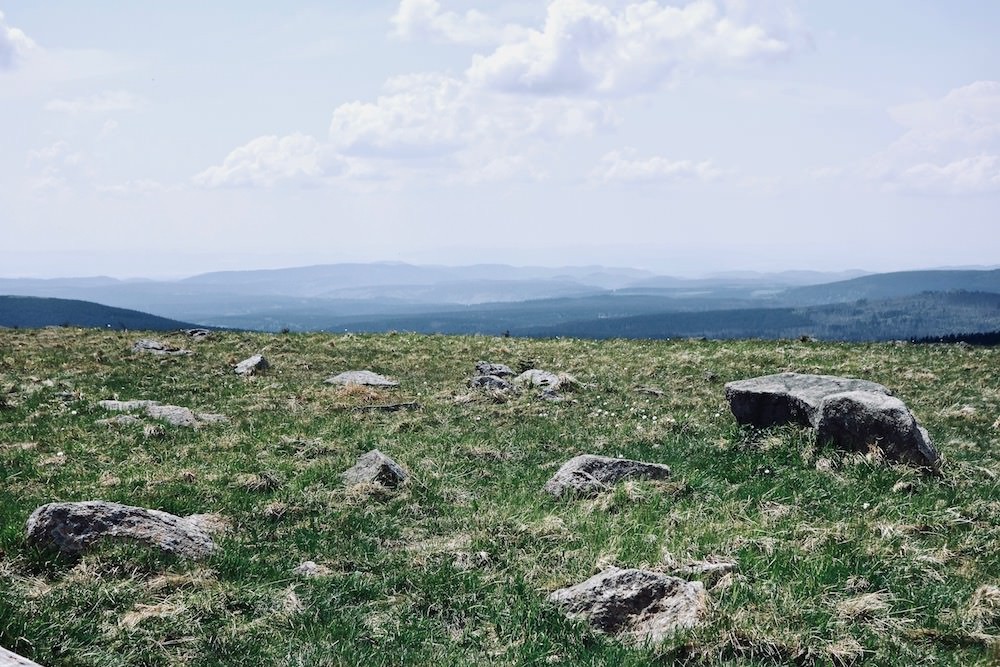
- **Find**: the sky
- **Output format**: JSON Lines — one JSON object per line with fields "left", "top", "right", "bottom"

{"left": 1, "top": 1, "right": 998, "bottom": 279}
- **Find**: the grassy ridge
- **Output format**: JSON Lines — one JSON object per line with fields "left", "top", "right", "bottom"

{"left": 1, "top": 328, "right": 999, "bottom": 665}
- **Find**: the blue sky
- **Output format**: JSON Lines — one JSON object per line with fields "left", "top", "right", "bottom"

{"left": 1, "top": 1, "right": 998, "bottom": 278}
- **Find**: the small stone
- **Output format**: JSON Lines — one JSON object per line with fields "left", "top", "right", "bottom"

{"left": 475, "top": 361, "right": 514, "bottom": 377}
{"left": 342, "top": 449, "right": 408, "bottom": 487}
{"left": 293, "top": 560, "right": 332, "bottom": 577}
{"left": 26, "top": 500, "right": 216, "bottom": 559}
{"left": 325, "top": 370, "right": 399, "bottom": 387}
{"left": 544, "top": 454, "right": 671, "bottom": 498}
{"left": 548, "top": 567, "right": 707, "bottom": 643}
{"left": 234, "top": 354, "right": 269, "bottom": 376}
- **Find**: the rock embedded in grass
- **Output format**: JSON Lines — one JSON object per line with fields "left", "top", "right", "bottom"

{"left": 131, "top": 339, "right": 190, "bottom": 356}
{"left": 544, "top": 454, "right": 671, "bottom": 498}
{"left": 99, "top": 399, "right": 227, "bottom": 428}
{"left": 548, "top": 567, "right": 707, "bottom": 643}
{"left": 234, "top": 354, "right": 268, "bottom": 376}
{"left": 26, "top": 500, "right": 217, "bottom": 559}
{"left": 468, "top": 374, "right": 515, "bottom": 391}
{"left": 817, "top": 390, "right": 940, "bottom": 468}
{"left": 325, "top": 370, "right": 399, "bottom": 387}
{"left": 514, "top": 369, "right": 562, "bottom": 389}
{"left": 725, "top": 372, "right": 892, "bottom": 428}
{"left": 342, "top": 449, "right": 408, "bottom": 487}
{"left": 475, "top": 361, "right": 514, "bottom": 377}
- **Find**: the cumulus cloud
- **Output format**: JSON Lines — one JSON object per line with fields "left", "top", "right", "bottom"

{"left": 466, "top": 0, "right": 798, "bottom": 96}
{"left": 193, "top": 133, "right": 340, "bottom": 188}
{"left": 595, "top": 149, "right": 722, "bottom": 183}
{"left": 870, "top": 81, "right": 1000, "bottom": 194}
{"left": 391, "top": 0, "right": 528, "bottom": 46}
{"left": 0, "top": 10, "right": 36, "bottom": 70}
{"left": 45, "top": 90, "right": 145, "bottom": 114}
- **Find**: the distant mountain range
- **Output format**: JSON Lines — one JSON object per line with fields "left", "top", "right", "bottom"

{"left": 1, "top": 263, "right": 998, "bottom": 342}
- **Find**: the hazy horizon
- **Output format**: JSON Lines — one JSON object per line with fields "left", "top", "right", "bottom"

{"left": 2, "top": 2, "right": 998, "bottom": 279}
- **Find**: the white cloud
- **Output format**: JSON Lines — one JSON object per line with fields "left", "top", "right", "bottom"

{"left": 870, "top": 81, "right": 1000, "bottom": 194}
{"left": 193, "top": 133, "right": 340, "bottom": 188}
{"left": 595, "top": 149, "right": 722, "bottom": 183}
{"left": 0, "top": 10, "right": 36, "bottom": 70}
{"left": 26, "top": 140, "right": 86, "bottom": 193}
{"left": 45, "top": 90, "right": 145, "bottom": 114}
{"left": 391, "top": 0, "right": 528, "bottom": 46}
{"left": 97, "top": 179, "right": 176, "bottom": 197}
{"left": 466, "top": 0, "right": 798, "bottom": 96}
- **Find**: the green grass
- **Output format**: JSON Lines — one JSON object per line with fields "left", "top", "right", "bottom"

{"left": 1, "top": 328, "right": 1000, "bottom": 665}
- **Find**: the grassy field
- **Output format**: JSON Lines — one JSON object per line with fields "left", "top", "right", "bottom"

{"left": 1, "top": 328, "right": 999, "bottom": 665}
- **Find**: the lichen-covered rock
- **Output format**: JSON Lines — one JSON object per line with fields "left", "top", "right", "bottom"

{"left": 548, "top": 567, "right": 706, "bottom": 643}
{"left": 475, "top": 361, "right": 514, "bottom": 377}
{"left": 725, "top": 372, "right": 891, "bottom": 428}
{"left": 544, "top": 454, "right": 671, "bottom": 498}
{"left": 342, "top": 449, "right": 408, "bottom": 487}
{"left": 98, "top": 399, "right": 227, "bottom": 428}
{"left": 234, "top": 354, "right": 268, "bottom": 376}
{"left": 817, "top": 390, "right": 940, "bottom": 468}
{"left": 325, "top": 370, "right": 399, "bottom": 387}
{"left": 514, "top": 369, "right": 562, "bottom": 389}
{"left": 26, "top": 501, "right": 216, "bottom": 559}
{"left": 132, "top": 339, "right": 190, "bottom": 356}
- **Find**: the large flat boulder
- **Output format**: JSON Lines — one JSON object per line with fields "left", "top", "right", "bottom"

{"left": 548, "top": 567, "right": 706, "bottom": 643}
{"left": 817, "top": 391, "right": 940, "bottom": 468}
{"left": 544, "top": 454, "right": 671, "bottom": 498}
{"left": 26, "top": 501, "right": 217, "bottom": 559}
{"left": 725, "top": 372, "right": 891, "bottom": 428}
{"left": 99, "top": 399, "right": 227, "bottom": 428}
{"left": 132, "top": 339, "right": 190, "bottom": 356}
{"left": 325, "top": 370, "right": 399, "bottom": 387}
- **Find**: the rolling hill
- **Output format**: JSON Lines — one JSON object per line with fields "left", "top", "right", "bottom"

{"left": 0, "top": 295, "right": 204, "bottom": 331}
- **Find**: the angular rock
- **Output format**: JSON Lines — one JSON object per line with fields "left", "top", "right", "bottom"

{"left": 182, "top": 328, "right": 212, "bottom": 339}
{"left": 342, "top": 449, "right": 408, "bottom": 487}
{"left": 544, "top": 454, "right": 671, "bottom": 498}
{"left": 132, "top": 339, "right": 190, "bottom": 356}
{"left": 475, "top": 361, "right": 515, "bottom": 377}
{"left": 99, "top": 399, "right": 227, "bottom": 428}
{"left": 325, "top": 370, "right": 399, "bottom": 387}
{"left": 26, "top": 501, "right": 216, "bottom": 559}
{"left": 817, "top": 391, "right": 940, "bottom": 468}
{"left": 234, "top": 354, "right": 269, "bottom": 376}
{"left": 514, "top": 369, "right": 562, "bottom": 389}
{"left": 549, "top": 567, "right": 706, "bottom": 643}
{"left": 469, "top": 374, "right": 514, "bottom": 391}
{"left": 725, "top": 372, "right": 891, "bottom": 428}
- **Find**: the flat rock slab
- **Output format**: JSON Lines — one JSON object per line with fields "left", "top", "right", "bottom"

{"left": 549, "top": 567, "right": 706, "bottom": 643}
{"left": 515, "top": 369, "right": 562, "bottom": 389}
{"left": 0, "top": 646, "right": 44, "bottom": 667}
{"left": 234, "top": 354, "right": 269, "bottom": 376}
{"left": 818, "top": 391, "right": 940, "bottom": 468}
{"left": 475, "top": 361, "right": 514, "bottom": 377}
{"left": 342, "top": 449, "right": 408, "bottom": 487}
{"left": 725, "top": 372, "right": 891, "bottom": 428}
{"left": 544, "top": 454, "right": 671, "bottom": 498}
{"left": 132, "top": 339, "right": 190, "bottom": 356}
{"left": 325, "top": 370, "right": 399, "bottom": 387}
{"left": 99, "top": 399, "right": 227, "bottom": 428}
{"left": 26, "top": 501, "right": 216, "bottom": 559}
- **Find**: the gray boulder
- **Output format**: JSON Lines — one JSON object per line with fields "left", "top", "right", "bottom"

{"left": 342, "top": 449, "right": 408, "bottom": 487}
{"left": 725, "top": 372, "right": 891, "bottom": 428}
{"left": 549, "top": 567, "right": 706, "bottom": 643}
{"left": 515, "top": 369, "right": 561, "bottom": 389}
{"left": 469, "top": 374, "right": 515, "bottom": 391}
{"left": 325, "top": 370, "right": 399, "bottom": 387}
{"left": 475, "top": 361, "right": 514, "bottom": 377}
{"left": 234, "top": 354, "right": 269, "bottom": 376}
{"left": 26, "top": 501, "right": 216, "bottom": 559}
{"left": 544, "top": 454, "right": 671, "bottom": 498}
{"left": 99, "top": 399, "right": 227, "bottom": 428}
{"left": 132, "top": 339, "right": 190, "bottom": 356}
{"left": 817, "top": 391, "right": 940, "bottom": 468}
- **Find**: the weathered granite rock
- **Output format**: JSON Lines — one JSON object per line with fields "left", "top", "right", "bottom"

{"left": 342, "top": 449, "right": 408, "bottom": 487}
{"left": 514, "top": 369, "right": 562, "bottom": 389}
{"left": 26, "top": 501, "right": 216, "bottom": 559}
{"left": 817, "top": 390, "right": 940, "bottom": 468}
{"left": 234, "top": 354, "right": 268, "bottom": 376}
{"left": 182, "top": 328, "right": 212, "bottom": 339}
{"left": 325, "top": 370, "right": 399, "bottom": 387}
{"left": 548, "top": 567, "right": 706, "bottom": 642}
{"left": 99, "top": 399, "right": 227, "bottom": 428}
{"left": 725, "top": 372, "right": 891, "bottom": 428}
{"left": 132, "top": 339, "right": 190, "bottom": 356}
{"left": 475, "top": 361, "right": 515, "bottom": 377}
{"left": 544, "top": 454, "right": 671, "bottom": 498}
{"left": 469, "top": 374, "right": 515, "bottom": 391}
